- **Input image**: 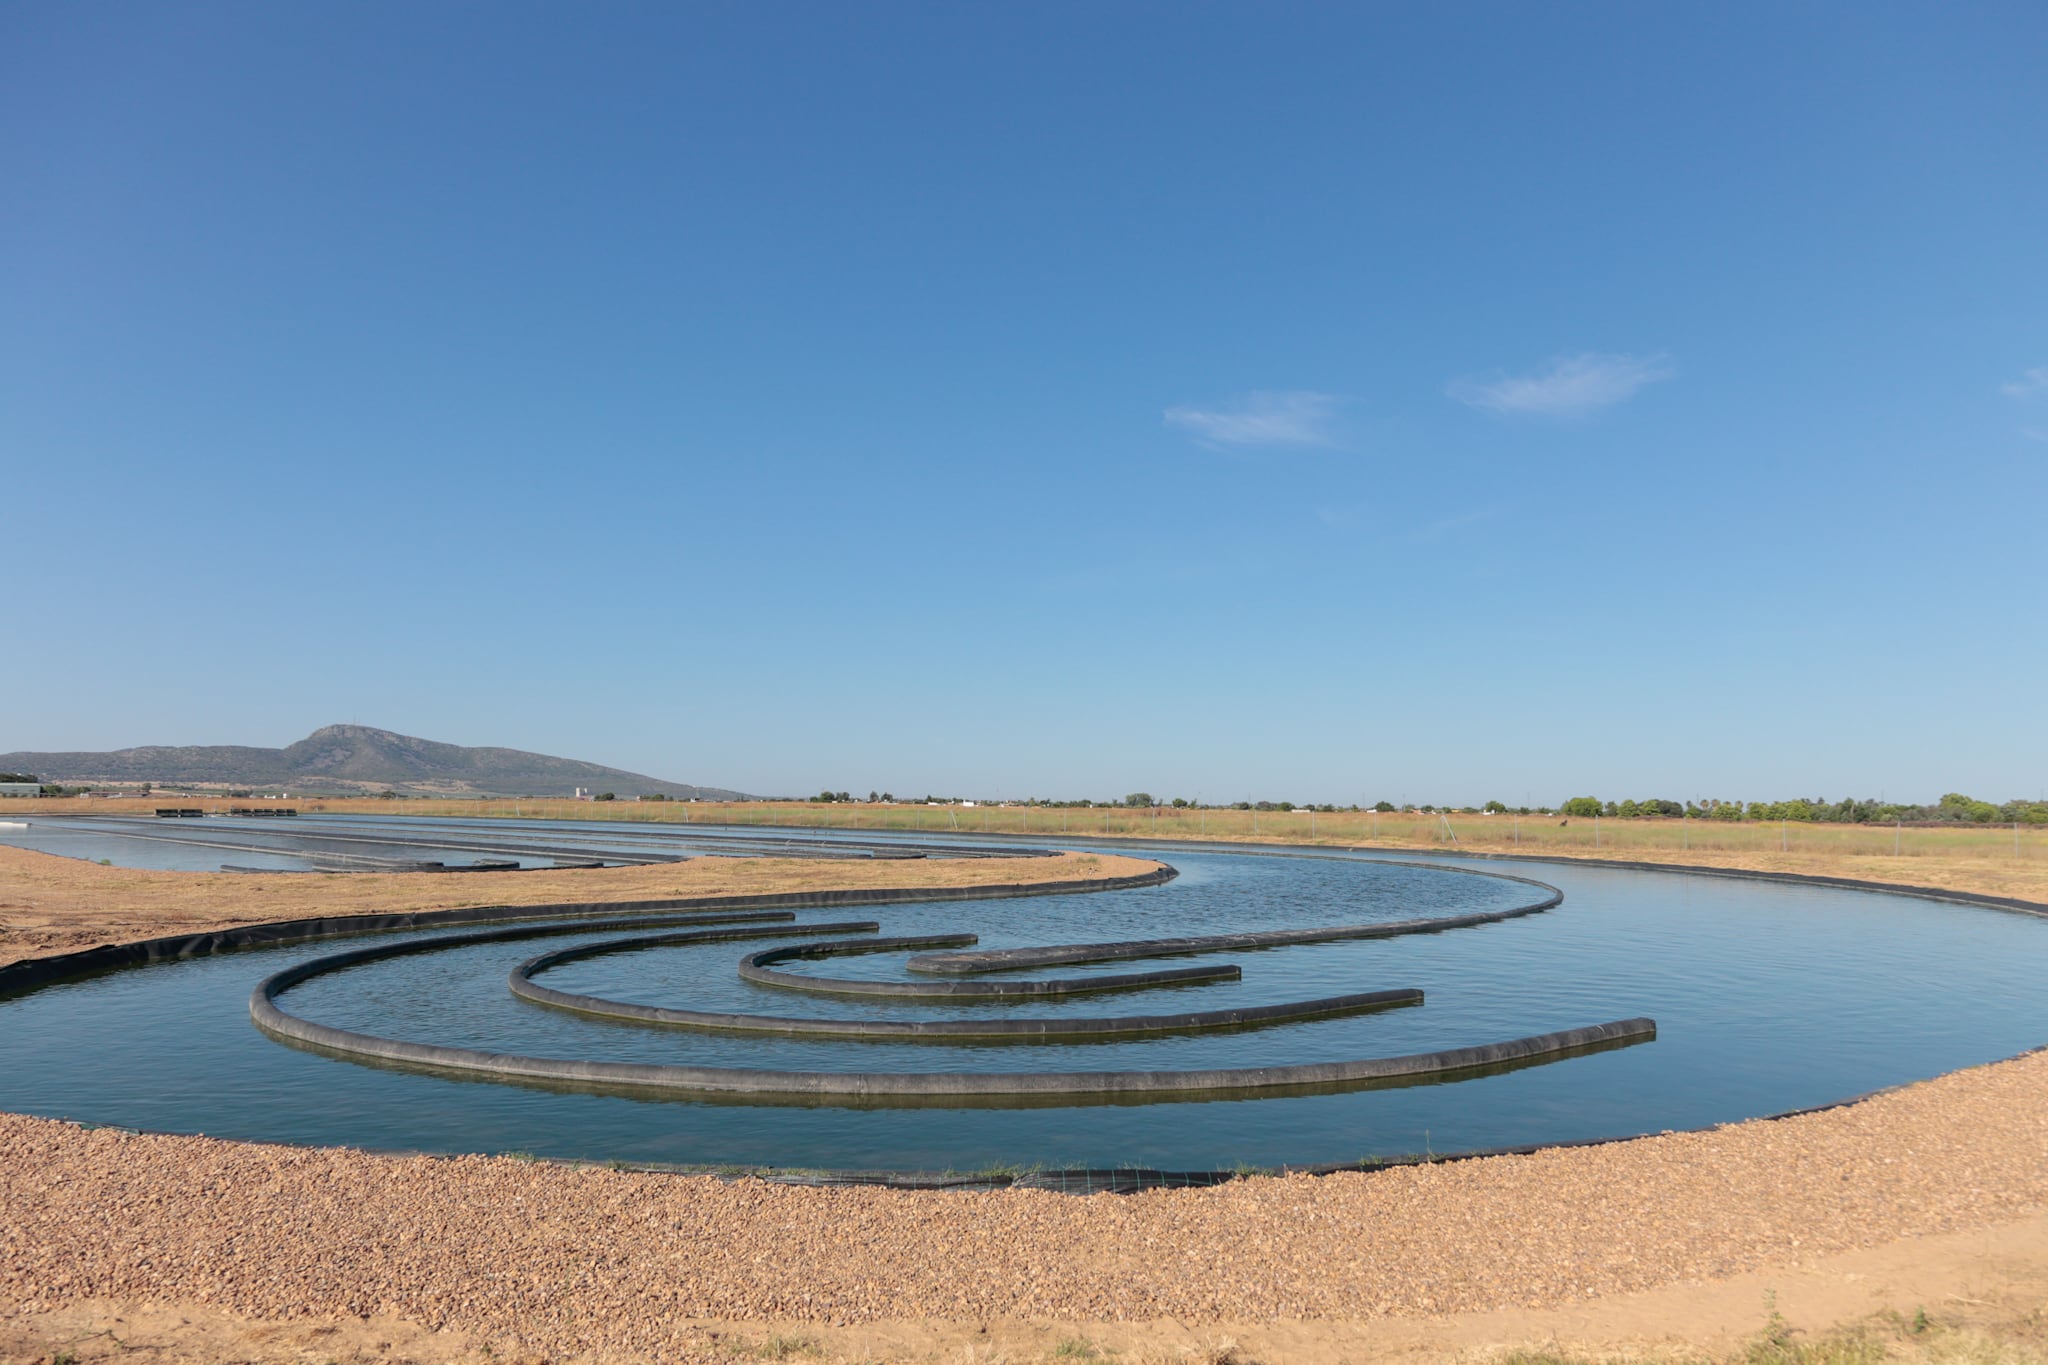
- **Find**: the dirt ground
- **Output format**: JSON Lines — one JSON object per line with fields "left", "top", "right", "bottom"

{"left": 2, "top": 842, "right": 2045, "bottom": 1364}
{"left": 5, "top": 1211, "right": 2046, "bottom": 1363}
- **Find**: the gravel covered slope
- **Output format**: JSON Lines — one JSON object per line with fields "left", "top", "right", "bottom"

{"left": 5, "top": 1048, "right": 2046, "bottom": 1360}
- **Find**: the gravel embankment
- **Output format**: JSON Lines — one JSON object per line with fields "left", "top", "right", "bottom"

{"left": 5, "top": 1047, "right": 2046, "bottom": 1360}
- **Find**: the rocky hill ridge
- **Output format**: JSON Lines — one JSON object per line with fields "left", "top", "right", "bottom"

{"left": 0, "top": 724, "right": 745, "bottom": 799}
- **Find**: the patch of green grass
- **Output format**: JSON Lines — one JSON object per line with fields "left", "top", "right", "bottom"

{"left": 1052, "top": 1338, "right": 1103, "bottom": 1360}
{"left": 746, "top": 1333, "right": 821, "bottom": 1360}
{"left": 971, "top": 1160, "right": 1040, "bottom": 1181}
{"left": 1487, "top": 1303, "right": 2048, "bottom": 1365}
{"left": 1737, "top": 1327, "right": 1890, "bottom": 1365}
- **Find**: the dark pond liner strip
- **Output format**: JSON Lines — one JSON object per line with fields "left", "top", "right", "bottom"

{"left": 738, "top": 936, "right": 1242, "bottom": 999}
{"left": 512, "top": 932, "right": 1424, "bottom": 1040}
{"left": 0, "top": 863, "right": 1179, "bottom": 998}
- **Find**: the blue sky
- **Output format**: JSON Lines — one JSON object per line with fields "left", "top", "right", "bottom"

{"left": 4, "top": 3, "right": 2044, "bottom": 804}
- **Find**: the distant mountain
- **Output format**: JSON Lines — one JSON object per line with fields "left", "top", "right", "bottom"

{"left": 0, "top": 724, "right": 748, "bottom": 800}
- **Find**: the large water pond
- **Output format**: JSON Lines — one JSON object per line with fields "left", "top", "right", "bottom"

{"left": 3, "top": 842, "right": 2044, "bottom": 1172}
{"left": 0, "top": 812, "right": 1029, "bottom": 871}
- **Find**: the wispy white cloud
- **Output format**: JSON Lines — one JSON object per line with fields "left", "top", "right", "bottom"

{"left": 1164, "top": 390, "right": 1340, "bottom": 447}
{"left": 1408, "top": 504, "right": 1502, "bottom": 544}
{"left": 1447, "top": 352, "right": 1674, "bottom": 417}
{"left": 1314, "top": 501, "right": 1369, "bottom": 529}
{"left": 2001, "top": 366, "right": 2048, "bottom": 400}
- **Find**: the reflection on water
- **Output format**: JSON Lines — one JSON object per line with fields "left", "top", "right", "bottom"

{"left": 0, "top": 812, "right": 1041, "bottom": 871}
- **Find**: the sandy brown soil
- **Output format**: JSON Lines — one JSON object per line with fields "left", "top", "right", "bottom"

{"left": 3, "top": 1044, "right": 2046, "bottom": 1362}
{"left": 8, "top": 1213, "right": 2048, "bottom": 1363}
{"left": 2, "top": 841, "right": 2046, "bottom": 1363}
{"left": 0, "top": 844, "right": 1157, "bottom": 971}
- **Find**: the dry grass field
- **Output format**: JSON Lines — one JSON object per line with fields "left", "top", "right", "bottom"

{"left": 20, "top": 795, "right": 2041, "bottom": 903}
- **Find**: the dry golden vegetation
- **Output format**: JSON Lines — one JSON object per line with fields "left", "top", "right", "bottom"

{"left": 27, "top": 794, "right": 2041, "bottom": 903}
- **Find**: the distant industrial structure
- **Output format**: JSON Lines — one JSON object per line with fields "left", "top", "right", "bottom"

{"left": 0, "top": 782, "right": 42, "bottom": 798}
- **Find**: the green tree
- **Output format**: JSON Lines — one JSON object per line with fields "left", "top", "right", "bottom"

{"left": 1938, "top": 792, "right": 2000, "bottom": 823}
{"left": 1561, "top": 796, "right": 1603, "bottom": 818}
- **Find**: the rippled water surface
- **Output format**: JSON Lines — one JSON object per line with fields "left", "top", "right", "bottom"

{"left": 4, "top": 842, "right": 2044, "bottom": 1170}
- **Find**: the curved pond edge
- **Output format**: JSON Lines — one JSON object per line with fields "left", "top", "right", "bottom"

{"left": 799, "top": 825, "right": 2048, "bottom": 923}
{"left": 0, "top": 862, "right": 1180, "bottom": 999}
{"left": 48, "top": 1039, "right": 2046, "bottom": 1194}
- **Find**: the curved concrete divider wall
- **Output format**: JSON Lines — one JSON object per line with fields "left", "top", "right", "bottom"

{"left": 739, "top": 938, "right": 1242, "bottom": 999}
{"left": 513, "top": 930, "right": 1423, "bottom": 1040}
{"left": 245, "top": 858, "right": 1657, "bottom": 1103}
{"left": 254, "top": 935, "right": 1652, "bottom": 1098}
